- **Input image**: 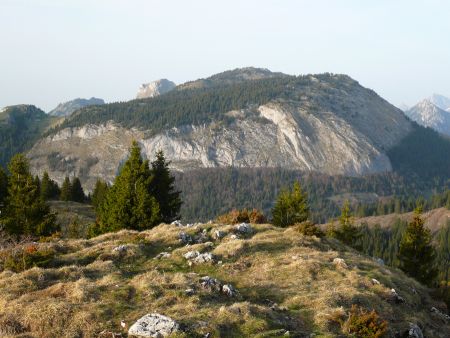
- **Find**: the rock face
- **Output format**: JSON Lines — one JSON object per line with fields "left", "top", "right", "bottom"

{"left": 136, "top": 79, "right": 176, "bottom": 99}
{"left": 128, "top": 313, "right": 179, "bottom": 337}
{"left": 48, "top": 97, "right": 104, "bottom": 117}
{"left": 405, "top": 99, "right": 450, "bottom": 136}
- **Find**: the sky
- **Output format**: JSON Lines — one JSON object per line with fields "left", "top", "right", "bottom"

{"left": 1, "top": 0, "right": 450, "bottom": 111}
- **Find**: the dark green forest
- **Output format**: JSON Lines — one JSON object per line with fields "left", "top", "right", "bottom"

{"left": 173, "top": 167, "right": 450, "bottom": 223}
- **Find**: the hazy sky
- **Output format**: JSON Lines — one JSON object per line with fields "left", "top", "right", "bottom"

{"left": 1, "top": 0, "right": 450, "bottom": 111}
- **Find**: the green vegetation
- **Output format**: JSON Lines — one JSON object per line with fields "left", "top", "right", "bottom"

{"left": 398, "top": 208, "right": 438, "bottom": 286}
{"left": 91, "top": 179, "right": 109, "bottom": 211}
{"left": 328, "top": 201, "right": 362, "bottom": 250}
{"left": 39, "top": 171, "right": 60, "bottom": 201}
{"left": 341, "top": 305, "right": 388, "bottom": 338}
{"left": 272, "top": 182, "right": 309, "bottom": 227}
{"left": 60, "top": 176, "right": 86, "bottom": 202}
{"left": 150, "top": 150, "right": 182, "bottom": 223}
{"left": 0, "top": 154, "right": 58, "bottom": 237}
{"left": 0, "top": 105, "right": 55, "bottom": 167}
{"left": 0, "top": 167, "right": 7, "bottom": 207}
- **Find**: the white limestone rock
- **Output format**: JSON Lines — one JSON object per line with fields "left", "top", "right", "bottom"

{"left": 136, "top": 79, "right": 176, "bottom": 99}
{"left": 128, "top": 313, "right": 179, "bottom": 337}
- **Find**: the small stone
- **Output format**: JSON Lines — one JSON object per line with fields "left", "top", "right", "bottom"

{"left": 213, "top": 230, "right": 226, "bottom": 240}
{"left": 230, "top": 234, "right": 238, "bottom": 240}
{"left": 431, "top": 306, "right": 450, "bottom": 321}
{"left": 178, "top": 232, "right": 193, "bottom": 245}
{"left": 171, "top": 220, "right": 183, "bottom": 227}
{"left": 371, "top": 278, "right": 380, "bottom": 285}
{"left": 222, "top": 284, "right": 239, "bottom": 297}
{"left": 200, "top": 276, "right": 222, "bottom": 292}
{"left": 407, "top": 323, "right": 423, "bottom": 338}
{"left": 375, "top": 257, "right": 385, "bottom": 265}
{"left": 113, "top": 245, "right": 128, "bottom": 253}
{"left": 390, "top": 288, "right": 405, "bottom": 304}
{"left": 154, "top": 252, "right": 171, "bottom": 260}
{"left": 235, "top": 222, "right": 253, "bottom": 234}
{"left": 185, "top": 288, "right": 195, "bottom": 296}
{"left": 333, "top": 258, "right": 348, "bottom": 269}
{"left": 128, "top": 313, "right": 179, "bottom": 337}
{"left": 183, "top": 251, "right": 200, "bottom": 260}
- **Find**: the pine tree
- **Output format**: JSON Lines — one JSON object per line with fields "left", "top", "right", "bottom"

{"left": 398, "top": 207, "right": 437, "bottom": 286}
{"left": 71, "top": 177, "right": 85, "bottom": 203}
{"left": 272, "top": 181, "right": 309, "bottom": 227}
{"left": 0, "top": 167, "right": 7, "bottom": 209}
{"left": 60, "top": 176, "right": 72, "bottom": 201}
{"left": 91, "top": 179, "right": 109, "bottom": 211}
{"left": 328, "top": 201, "right": 362, "bottom": 250}
{"left": 98, "top": 141, "right": 160, "bottom": 232}
{"left": 0, "top": 154, "right": 58, "bottom": 236}
{"left": 150, "top": 150, "right": 182, "bottom": 223}
{"left": 40, "top": 171, "right": 60, "bottom": 201}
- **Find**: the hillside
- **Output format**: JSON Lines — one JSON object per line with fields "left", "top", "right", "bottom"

{"left": 1, "top": 222, "right": 449, "bottom": 337}
{"left": 0, "top": 105, "right": 58, "bottom": 167}
{"left": 48, "top": 98, "right": 105, "bottom": 117}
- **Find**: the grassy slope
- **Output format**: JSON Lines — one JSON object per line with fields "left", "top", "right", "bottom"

{"left": 0, "top": 223, "right": 449, "bottom": 337}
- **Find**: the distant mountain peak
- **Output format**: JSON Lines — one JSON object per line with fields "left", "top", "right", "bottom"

{"left": 136, "top": 79, "right": 176, "bottom": 99}
{"left": 49, "top": 97, "right": 104, "bottom": 117}
{"left": 405, "top": 99, "right": 450, "bottom": 136}
{"left": 429, "top": 93, "right": 450, "bottom": 111}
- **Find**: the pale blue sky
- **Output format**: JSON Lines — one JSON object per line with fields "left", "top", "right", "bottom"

{"left": 1, "top": 0, "right": 449, "bottom": 111}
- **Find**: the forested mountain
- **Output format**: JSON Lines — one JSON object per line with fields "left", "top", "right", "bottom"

{"left": 0, "top": 105, "right": 57, "bottom": 167}
{"left": 48, "top": 97, "right": 105, "bottom": 117}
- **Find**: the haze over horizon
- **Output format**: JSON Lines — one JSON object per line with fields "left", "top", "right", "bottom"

{"left": 1, "top": 0, "right": 450, "bottom": 111}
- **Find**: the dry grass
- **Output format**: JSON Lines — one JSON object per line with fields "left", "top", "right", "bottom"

{"left": 0, "top": 222, "right": 448, "bottom": 337}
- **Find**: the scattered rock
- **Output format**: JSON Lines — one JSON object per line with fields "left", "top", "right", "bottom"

{"left": 407, "top": 323, "right": 423, "bottom": 338}
{"left": 390, "top": 288, "right": 405, "bottom": 304}
{"left": 235, "top": 223, "right": 253, "bottom": 234}
{"left": 183, "top": 251, "right": 215, "bottom": 264}
{"left": 113, "top": 245, "right": 128, "bottom": 253}
{"left": 128, "top": 313, "right": 179, "bottom": 337}
{"left": 193, "top": 229, "right": 210, "bottom": 243}
{"left": 230, "top": 234, "right": 239, "bottom": 240}
{"left": 183, "top": 251, "right": 200, "bottom": 260}
{"left": 333, "top": 258, "right": 348, "bottom": 269}
{"left": 371, "top": 278, "right": 381, "bottom": 285}
{"left": 374, "top": 257, "right": 385, "bottom": 265}
{"left": 154, "top": 252, "right": 171, "bottom": 260}
{"left": 213, "top": 230, "right": 227, "bottom": 240}
{"left": 185, "top": 288, "right": 195, "bottom": 296}
{"left": 171, "top": 220, "right": 183, "bottom": 227}
{"left": 178, "top": 232, "right": 193, "bottom": 245}
{"left": 431, "top": 306, "right": 450, "bottom": 321}
{"left": 200, "top": 276, "right": 223, "bottom": 292}
{"left": 222, "top": 284, "right": 239, "bottom": 297}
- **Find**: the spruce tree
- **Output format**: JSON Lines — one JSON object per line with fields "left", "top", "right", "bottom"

{"left": 91, "top": 179, "right": 109, "bottom": 211}
{"left": 0, "top": 167, "right": 7, "bottom": 209}
{"left": 40, "top": 171, "right": 60, "bottom": 200}
{"left": 1, "top": 154, "right": 57, "bottom": 236}
{"left": 398, "top": 208, "right": 437, "bottom": 286}
{"left": 98, "top": 141, "right": 160, "bottom": 232}
{"left": 272, "top": 181, "right": 309, "bottom": 227}
{"left": 150, "top": 150, "right": 182, "bottom": 223}
{"left": 71, "top": 177, "right": 85, "bottom": 203}
{"left": 328, "top": 201, "right": 362, "bottom": 250}
{"left": 60, "top": 176, "right": 72, "bottom": 201}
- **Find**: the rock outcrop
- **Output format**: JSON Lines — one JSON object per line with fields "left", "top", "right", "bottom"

{"left": 128, "top": 313, "right": 179, "bottom": 337}
{"left": 405, "top": 99, "right": 450, "bottom": 136}
{"left": 136, "top": 79, "right": 176, "bottom": 99}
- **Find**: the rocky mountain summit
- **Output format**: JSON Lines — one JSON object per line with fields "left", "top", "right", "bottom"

{"left": 48, "top": 97, "right": 105, "bottom": 117}
{"left": 136, "top": 79, "right": 176, "bottom": 99}
{"left": 405, "top": 99, "right": 450, "bottom": 136}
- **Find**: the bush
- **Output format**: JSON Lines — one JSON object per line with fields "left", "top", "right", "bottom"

{"left": 0, "top": 244, "right": 55, "bottom": 272}
{"left": 296, "top": 221, "right": 324, "bottom": 237}
{"left": 216, "top": 208, "right": 266, "bottom": 224}
{"left": 342, "top": 305, "right": 388, "bottom": 338}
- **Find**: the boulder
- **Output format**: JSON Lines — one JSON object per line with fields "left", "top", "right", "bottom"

{"left": 183, "top": 251, "right": 215, "bottom": 264}
{"left": 222, "top": 284, "right": 239, "bottom": 297}
{"left": 113, "top": 245, "right": 128, "bottom": 253}
{"left": 431, "top": 306, "right": 450, "bottom": 321}
{"left": 235, "top": 223, "right": 253, "bottom": 234}
{"left": 390, "top": 288, "right": 405, "bottom": 304}
{"left": 333, "top": 258, "right": 348, "bottom": 269}
{"left": 407, "top": 323, "right": 423, "bottom": 338}
{"left": 178, "top": 232, "right": 193, "bottom": 245}
{"left": 200, "top": 276, "right": 223, "bottom": 292}
{"left": 171, "top": 220, "right": 183, "bottom": 227}
{"left": 213, "top": 230, "right": 227, "bottom": 240}
{"left": 154, "top": 252, "right": 171, "bottom": 260}
{"left": 128, "top": 313, "right": 179, "bottom": 337}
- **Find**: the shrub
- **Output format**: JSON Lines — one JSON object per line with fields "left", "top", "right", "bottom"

{"left": 0, "top": 244, "right": 55, "bottom": 272}
{"left": 296, "top": 221, "right": 324, "bottom": 237}
{"left": 216, "top": 208, "right": 266, "bottom": 224}
{"left": 272, "top": 182, "right": 309, "bottom": 227}
{"left": 341, "top": 305, "right": 388, "bottom": 338}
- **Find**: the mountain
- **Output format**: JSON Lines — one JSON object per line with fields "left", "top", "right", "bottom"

{"left": 0, "top": 105, "right": 58, "bottom": 167}
{"left": 405, "top": 99, "right": 450, "bottom": 136}
{"left": 48, "top": 97, "right": 105, "bottom": 117}
{"left": 0, "top": 222, "right": 448, "bottom": 337}
{"left": 29, "top": 70, "right": 417, "bottom": 187}
{"left": 136, "top": 79, "right": 176, "bottom": 99}
{"left": 430, "top": 93, "right": 450, "bottom": 111}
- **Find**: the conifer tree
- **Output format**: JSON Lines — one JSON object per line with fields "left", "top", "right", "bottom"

{"left": 71, "top": 177, "right": 85, "bottom": 203}
{"left": 272, "top": 181, "right": 309, "bottom": 227}
{"left": 0, "top": 167, "right": 7, "bottom": 209}
{"left": 328, "top": 201, "right": 362, "bottom": 250}
{"left": 60, "top": 176, "right": 72, "bottom": 201}
{"left": 40, "top": 171, "right": 60, "bottom": 201}
{"left": 98, "top": 141, "right": 160, "bottom": 232}
{"left": 0, "top": 154, "right": 57, "bottom": 236}
{"left": 91, "top": 179, "right": 109, "bottom": 211}
{"left": 398, "top": 207, "right": 437, "bottom": 286}
{"left": 150, "top": 150, "right": 182, "bottom": 223}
